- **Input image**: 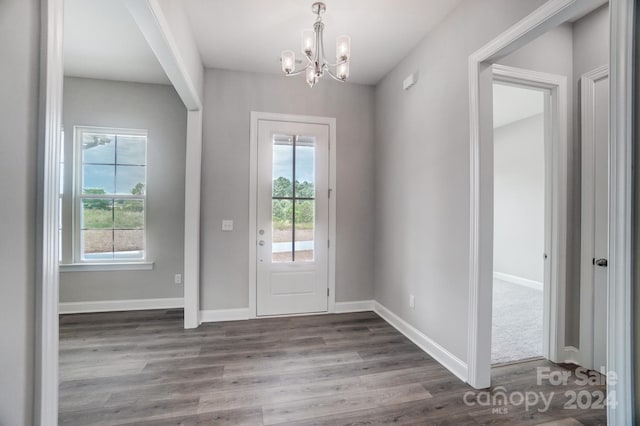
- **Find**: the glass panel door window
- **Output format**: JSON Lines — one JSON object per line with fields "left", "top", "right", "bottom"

{"left": 74, "top": 127, "right": 147, "bottom": 262}
{"left": 271, "top": 134, "right": 316, "bottom": 263}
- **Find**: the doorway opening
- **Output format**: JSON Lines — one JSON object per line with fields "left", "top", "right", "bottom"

{"left": 491, "top": 81, "right": 549, "bottom": 365}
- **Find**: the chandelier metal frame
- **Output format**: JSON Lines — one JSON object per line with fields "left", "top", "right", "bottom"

{"left": 280, "top": 2, "right": 351, "bottom": 87}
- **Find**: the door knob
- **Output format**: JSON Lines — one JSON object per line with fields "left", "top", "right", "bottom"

{"left": 594, "top": 258, "right": 608, "bottom": 267}
{"left": 258, "top": 240, "right": 265, "bottom": 246}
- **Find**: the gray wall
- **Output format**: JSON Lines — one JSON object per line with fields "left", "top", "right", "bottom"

{"left": 374, "top": 0, "right": 549, "bottom": 362}
{"left": 60, "top": 77, "right": 187, "bottom": 303}
{"left": 201, "top": 68, "right": 375, "bottom": 310}
{"left": 0, "top": 0, "right": 39, "bottom": 423}
{"left": 494, "top": 114, "right": 545, "bottom": 283}
{"left": 373, "top": 0, "right": 608, "bottom": 362}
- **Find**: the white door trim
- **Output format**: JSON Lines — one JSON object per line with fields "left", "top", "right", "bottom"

{"left": 249, "top": 112, "right": 337, "bottom": 318}
{"left": 608, "top": 0, "right": 635, "bottom": 424}
{"left": 36, "top": 0, "right": 64, "bottom": 423}
{"left": 467, "top": 0, "right": 610, "bottom": 390}
{"left": 578, "top": 64, "right": 609, "bottom": 370}
{"left": 492, "top": 64, "right": 568, "bottom": 364}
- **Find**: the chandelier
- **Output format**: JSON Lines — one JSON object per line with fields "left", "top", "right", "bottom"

{"left": 280, "top": 2, "right": 351, "bottom": 87}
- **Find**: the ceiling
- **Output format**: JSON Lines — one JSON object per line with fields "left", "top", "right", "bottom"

{"left": 183, "top": 0, "right": 462, "bottom": 85}
{"left": 493, "top": 83, "right": 544, "bottom": 129}
{"left": 64, "top": 0, "right": 170, "bottom": 85}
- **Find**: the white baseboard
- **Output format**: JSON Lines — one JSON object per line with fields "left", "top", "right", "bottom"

{"left": 59, "top": 297, "right": 184, "bottom": 314}
{"left": 493, "top": 272, "right": 543, "bottom": 291}
{"left": 334, "top": 300, "right": 374, "bottom": 313}
{"left": 373, "top": 301, "right": 468, "bottom": 382}
{"left": 200, "top": 308, "right": 251, "bottom": 323}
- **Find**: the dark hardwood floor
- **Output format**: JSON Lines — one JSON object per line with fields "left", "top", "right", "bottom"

{"left": 59, "top": 310, "right": 606, "bottom": 425}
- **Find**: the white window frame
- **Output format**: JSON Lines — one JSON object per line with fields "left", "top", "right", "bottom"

{"left": 72, "top": 125, "right": 149, "bottom": 264}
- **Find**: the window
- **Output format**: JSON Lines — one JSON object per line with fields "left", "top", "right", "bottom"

{"left": 74, "top": 127, "right": 147, "bottom": 262}
{"left": 271, "top": 134, "right": 316, "bottom": 263}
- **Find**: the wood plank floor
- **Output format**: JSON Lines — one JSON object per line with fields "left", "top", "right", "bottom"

{"left": 59, "top": 310, "right": 606, "bottom": 425}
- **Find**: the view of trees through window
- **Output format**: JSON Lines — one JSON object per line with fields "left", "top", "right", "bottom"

{"left": 271, "top": 137, "right": 316, "bottom": 263}
{"left": 78, "top": 129, "right": 147, "bottom": 261}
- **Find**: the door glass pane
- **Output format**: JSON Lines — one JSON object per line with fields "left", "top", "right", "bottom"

{"left": 81, "top": 198, "right": 113, "bottom": 229}
{"left": 272, "top": 199, "right": 292, "bottom": 262}
{"left": 116, "top": 135, "right": 146, "bottom": 165}
{"left": 81, "top": 229, "right": 113, "bottom": 260}
{"left": 83, "top": 165, "right": 115, "bottom": 194}
{"left": 295, "top": 200, "right": 315, "bottom": 262}
{"left": 295, "top": 137, "right": 315, "bottom": 198}
{"left": 272, "top": 135, "right": 293, "bottom": 197}
{"left": 82, "top": 133, "right": 115, "bottom": 164}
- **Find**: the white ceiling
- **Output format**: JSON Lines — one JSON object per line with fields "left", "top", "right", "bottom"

{"left": 64, "top": 0, "right": 170, "bottom": 85}
{"left": 183, "top": 0, "right": 462, "bottom": 85}
{"left": 493, "top": 83, "right": 544, "bottom": 129}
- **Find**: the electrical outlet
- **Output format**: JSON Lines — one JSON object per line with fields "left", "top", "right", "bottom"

{"left": 409, "top": 294, "right": 415, "bottom": 309}
{"left": 222, "top": 220, "right": 234, "bottom": 231}
{"left": 174, "top": 274, "right": 182, "bottom": 285}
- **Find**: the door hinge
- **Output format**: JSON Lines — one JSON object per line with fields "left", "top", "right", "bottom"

{"left": 328, "top": 240, "right": 330, "bottom": 248}
{"left": 327, "top": 288, "right": 330, "bottom": 297}
{"left": 328, "top": 188, "right": 332, "bottom": 199}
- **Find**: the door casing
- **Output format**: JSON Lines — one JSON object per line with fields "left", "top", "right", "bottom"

{"left": 249, "top": 111, "right": 337, "bottom": 318}
{"left": 579, "top": 65, "right": 609, "bottom": 371}
{"left": 492, "top": 76, "right": 556, "bottom": 363}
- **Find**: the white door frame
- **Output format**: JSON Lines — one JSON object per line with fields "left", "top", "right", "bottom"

{"left": 37, "top": 0, "right": 204, "bottom": 423}
{"left": 468, "top": 1, "right": 636, "bottom": 424}
{"left": 578, "top": 64, "right": 609, "bottom": 370}
{"left": 249, "top": 112, "right": 337, "bottom": 318}
{"left": 492, "top": 64, "right": 568, "bottom": 364}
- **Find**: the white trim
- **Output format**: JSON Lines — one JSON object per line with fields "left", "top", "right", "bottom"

{"left": 124, "top": 0, "right": 202, "bottom": 110}
{"left": 493, "top": 65, "right": 568, "bottom": 366}
{"left": 493, "top": 272, "right": 543, "bottom": 291}
{"left": 183, "top": 110, "right": 203, "bottom": 329}
{"left": 579, "top": 65, "right": 609, "bottom": 371}
{"left": 59, "top": 298, "right": 184, "bottom": 314}
{"left": 467, "top": 0, "right": 602, "bottom": 390}
{"left": 562, "top": 346, "right": 581, "bottom": 365}
{"left": 608, "top": 0, "right": 635, "bottom": 424}
{"left": 35, "top": 0, "right": 63, "bottom": 423}
{"left": 71, "top": 126, "right": 149, "bottom": 264}
{"left": 249, "top": 112, "right": 337, "bottom": 319}
{"left": 125, "top": 0, "right": 204, "bottom": 329}
{"left": 373, "top": 302, "right": 468, "bottom": 382}
{"left": 200, "top": 308, "right": 251, "bottom": 323}
{"left": 59, "top": 262, "right": 154, "bottom": 272}
{"left": 334, "top": 300, "right": 375, "bottom": 313}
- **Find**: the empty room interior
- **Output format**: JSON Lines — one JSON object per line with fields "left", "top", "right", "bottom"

{"left": 2, "top": 0, "right": 639, "bottom": 425}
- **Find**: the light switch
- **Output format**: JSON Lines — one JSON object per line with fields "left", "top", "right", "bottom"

{"left": 222, "top": 220, "right": 234, "bottom": 231}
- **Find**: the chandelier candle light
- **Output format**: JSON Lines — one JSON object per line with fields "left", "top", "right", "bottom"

{"left": 281, "top": 2, "right": 351, "bottom": 87}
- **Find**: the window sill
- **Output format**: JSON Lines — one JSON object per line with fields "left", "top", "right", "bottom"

{"left": 59, "top": 262, "right": 154, "bottom": 272}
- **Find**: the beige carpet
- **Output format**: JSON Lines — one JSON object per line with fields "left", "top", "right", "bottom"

{"left": 491, "top": 278, "right": 543, "bottom": 364}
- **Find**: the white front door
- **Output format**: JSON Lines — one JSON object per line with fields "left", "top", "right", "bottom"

{"left": 256, "top": 120, "right": 329, "bottom": 316}
{"left": 580, "top": 68, "right": 609, "bottom": 372}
